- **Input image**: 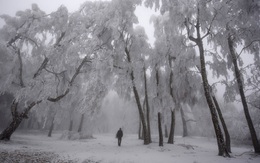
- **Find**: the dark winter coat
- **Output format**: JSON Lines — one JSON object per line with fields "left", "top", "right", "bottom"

{"left": 116, "top": 129, "right": 123, "bottom": 139}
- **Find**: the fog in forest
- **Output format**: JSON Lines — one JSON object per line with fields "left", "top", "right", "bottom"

{"left": 0, "top": 0, "right": 260, "bottom": 162}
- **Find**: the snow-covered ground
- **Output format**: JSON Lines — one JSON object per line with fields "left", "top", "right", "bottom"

{"left": 0, "top": 130, "right": 259, "bottom": 163}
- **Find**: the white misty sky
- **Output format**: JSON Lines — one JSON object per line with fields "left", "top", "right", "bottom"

{"left": 0, "top": 0, "right": 157, "bottom": 45}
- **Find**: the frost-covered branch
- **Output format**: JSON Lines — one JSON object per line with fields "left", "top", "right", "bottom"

{"left": 69, "top": 56, "right": 91, "bottom": 86}
{"left": 186, "top": 119, "right": 197, "bottom": 123}
{"left": 21, "top": 100, "right": 43, "bottom": 118}
{"left": 33, "top": 57, "right": 49, "bottom": 78}
{"left": 54, "top": 31, "right": 66, "bottom": 47}
{"left": 47, "top": 89, "right": 69, "bottom": 102}
{"left": 21, "top": 35, "right": 39, "bottom": 48}
{"left": 184, "top": 18, "right": 197, "bottom": 43}
{"left": 201, "top": 11, "right": 217, "bottom": 40}
{"left": 47, "top": 55, "right": 92, "bottom": 102}
{"left": 17, "top": 49, "right": 25, "bottom": 87}
{"left": 7, "top": 34, "right": 21, "bottom": 47}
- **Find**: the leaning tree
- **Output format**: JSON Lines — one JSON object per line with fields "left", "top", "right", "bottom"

{"left": 0, "top": 2, "right": 115, "bottom": 140}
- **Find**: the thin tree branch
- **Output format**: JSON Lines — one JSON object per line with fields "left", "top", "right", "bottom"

{"left": 21, "top": 35, "right": 39, "bottom": 48}
{"left": 202, "top": 8, "right": 218, "bottom": 40}
{"left": 33, "top": 57, "right": 49, "bottom": 78}
{"left": 237, "top": 40, "right": 260, "bottom": 59}
{"left": 7, "top": 34, "right": 21, "bottom": 47}
{"left": 54, "top": 31, "right": 66, "bottom": 47}
{"left": 47, "top": 54, "right": 92, "bottom": 102}
{"left": 184, "top": 18, "right": 197, "bottom": 43}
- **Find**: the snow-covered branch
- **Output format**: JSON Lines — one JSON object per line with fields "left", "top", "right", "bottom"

{"left": 17, "top": 49, "right": 25, "bottom": 88}
{"left": 184, "top": 18, "right": 197, "bottom": 43}
{"left": 201, "top": 10, "right": 218, "bottom": 40}
{"left": 33, "top": 58, "right": 49, "bottom": 78}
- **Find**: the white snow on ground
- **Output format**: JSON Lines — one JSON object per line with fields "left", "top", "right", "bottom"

{"left": 0, "top": 130, "right": 259, "bottom": 163}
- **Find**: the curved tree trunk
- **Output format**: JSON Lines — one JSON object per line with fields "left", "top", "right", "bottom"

{"left": 0, "top": 117, "right": 23, "bottom": 140}
{"left": 168, "top": 110, "right": 175, "bottom": 144}
{"left": 212, "top": 95, "right": 231, "bottom": 153}
{"left": 228, "top": 35, "right": 260, "bottom": 153}
{"left": 158, "top": 112, "right": 163, "bottom": 146}
{"left": 0, "top": 100, "right": 40, "bottom": 140}
{"left": 1, "top": 51, "right": 87, "bottom": 141}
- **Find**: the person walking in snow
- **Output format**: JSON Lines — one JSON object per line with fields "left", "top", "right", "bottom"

{"left": 116, "top": 128, "right": 123, "bottom": 146}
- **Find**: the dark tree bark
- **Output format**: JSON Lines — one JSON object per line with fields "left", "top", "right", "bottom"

{"left": 167, "top": 56, "right": 176, "bottom": 144}
{"left": 197, "top": 35, "right": 228, "bottom": 157}
{"left": 158, "top": 112, "right": 163, "bottom": 146}
{"left": 0, "top": 100, "right": 41, "bottom": 140}
{"left": 143, "top": 65, "right": 152, "bottom": 143}
{"left": 168, "top": 110, "right": 175, "bottom": 144}
{"left": 228, "top": 35, "right": 260, "bottom": 153}
{"left": 180, "top": 106, "right": 188, "bottom": 137}
{"left": 212, "top": 95, "right": 231, "bottom": 153}
{"left": 125, "top": 47, "right": 150, "bottom": 145}
{"left": 78, "top": 113, "right": 85, "bottom": 133}
{"left": 184, "top": 7, "right": 229, "bottom": 156}
{"left": 0, "top": 117, "right": 23, "bottom": 140}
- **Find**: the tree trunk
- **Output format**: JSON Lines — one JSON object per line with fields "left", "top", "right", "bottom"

{"left": 125, "top": 47, "right": 150, "bottom": 145}
{"left": 144, "top": 65, "right": 152, "bottom": 143}
{"left": 180, "top": 106, "right": 188, "bottom": 137}
{"left": 48, "top": 116, "right": 55, "bottom": 137}
{"left": 69, "top": 120, "right": 73, "bottom": 131}
{"left": 0, "top": 117, "right": 23, "bottom": 140}
{"left": 168, "top": 61, "right": 176, "bottom": 144}
{"left": 185, "top": 7, "right": 229, "bottom": 156}
{"left": 138, "top": 115, "right": 143, "bottom": 139}
{"left": 212, "top": 95, "right": 231, "bottom": 153}
{"left": 132, "top": 84, "right": 150, "bottom": 145}
{"left": 198, "top": 40, "right": 228, "bottom": 156}
{"left": 168, "top": 110, "right": 175, "bottom": 144}
{"left": 158, "top": 112, "right": 163, "bottom": 146}
{"left": 78, "top": 113, "right": 85, "bottom": 133}
{"left": 0, "top": 100, "right": 40, "bottom": 140}
{"left": 164, "top": 124, "right": 168, "bottom": 138}
{"left": 228, "top": 35, "right": 260, "bottom": 153}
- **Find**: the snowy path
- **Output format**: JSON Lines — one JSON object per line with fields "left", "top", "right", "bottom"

{"left": 0, "top": 131, "right": 259, "bottom": 163}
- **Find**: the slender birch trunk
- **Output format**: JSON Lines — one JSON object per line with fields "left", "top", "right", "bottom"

{"left": 228, "top": 34, "right": 260, "bottom": 153}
